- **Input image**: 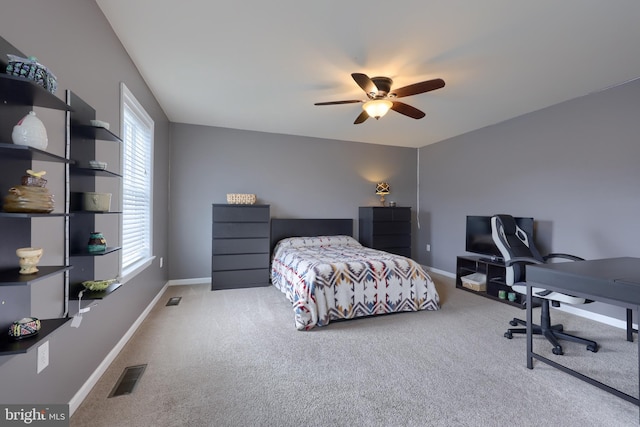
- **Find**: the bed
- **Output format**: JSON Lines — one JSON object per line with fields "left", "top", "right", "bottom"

{"left": 270, "top": 218, "right": 440, "bottom": 330}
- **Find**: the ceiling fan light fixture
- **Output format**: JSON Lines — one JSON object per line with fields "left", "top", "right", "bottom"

{"left": 363, "top": 99, "right": 393, "bottom": 119}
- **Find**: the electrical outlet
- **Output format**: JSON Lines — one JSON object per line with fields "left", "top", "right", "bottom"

{"left": 426, "top": 244, "right": 431, "bottom": 252}
{"left": 37, "top": 341, "right": 49, "bottom": 374}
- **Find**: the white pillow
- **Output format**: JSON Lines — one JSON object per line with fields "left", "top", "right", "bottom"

{"left": 276, "top": 235, "right": 360, "bottom": 249}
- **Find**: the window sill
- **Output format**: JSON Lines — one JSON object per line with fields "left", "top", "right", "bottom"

{"left": 121, "top": 256, "right": 156, "bottom": 284}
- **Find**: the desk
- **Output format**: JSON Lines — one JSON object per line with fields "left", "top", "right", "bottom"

{"left": 526, "top": 257, "right": 640, "bottom": 409}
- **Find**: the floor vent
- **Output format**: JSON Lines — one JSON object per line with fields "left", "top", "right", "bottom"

{"left": 166, "top": 297, "right": 182, "bottom": 306}
{"left": 108, "top": 364, "right": 147, "bottom": 398}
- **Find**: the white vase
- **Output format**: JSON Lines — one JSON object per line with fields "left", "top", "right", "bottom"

{"left": 12, "top": 111, "right": 48, "bottom": 150}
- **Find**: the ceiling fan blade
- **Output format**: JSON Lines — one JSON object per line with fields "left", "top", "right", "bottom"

{"left": 314, "top": 100, "right": 362, "bottom": 106}
{"left": 391, "top": 101, "right": 426, "bottom": 119}
{"left": 351, "top": 73, "right": 377, "bottom": 96}
{"left": 391, "top": 78, "right": 445, "bottom": 98}
{"left": 354, "top": 110, "right": 369, "bottom": 124}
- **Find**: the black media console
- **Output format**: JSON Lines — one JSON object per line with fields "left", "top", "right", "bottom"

{"left": 456, "top": 255, "right": 526, "bottom": 308}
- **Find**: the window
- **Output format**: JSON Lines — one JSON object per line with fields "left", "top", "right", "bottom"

{"left": 120, "top": 83, "right": 154, "bottom": 277}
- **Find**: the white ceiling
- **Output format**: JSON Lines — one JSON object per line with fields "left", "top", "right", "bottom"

{"left": 96, "top": 1, "right": 640, "bottom": 148}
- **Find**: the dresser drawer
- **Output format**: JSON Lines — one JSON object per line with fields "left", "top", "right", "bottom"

{"left": 372, "top": 234, "right": 411, "bottom": 249}
{"left": 368, "top": 207, "right": 411, "bottom": 222}
{"left": 371, "top": 221, "right": 411, "bottom": 235}
{"left": 212, "top": 238, "right": 269, "bottom": 255}
{"left": 213, "top": 222, "right": 270, "bottom": 238}
{"left": 383, "top": 247, "right": 412, "bottom": 258}
{"left": 213, "top": 205, "right": 269, "bottom": 222}
{"left": 212, "top": 253, "right": 270, "bottom": 271}
{"left": 388, "top": 207, "right": 411, "bottom": 222}
{"left": 212, "top": 269, "right": 270, "bottom": 289}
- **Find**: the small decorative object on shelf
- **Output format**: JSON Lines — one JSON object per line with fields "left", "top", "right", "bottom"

{"left": 3, "top": 170, "right": 54, "bottom": 213}
{"left": 8, "top": 317, "right": 41, "bottom": 340}
{"left": 16, "top": 247, "right": 43, "bottom": 274}
{"left": 11, "top": 111, "right": 48, "bottom": 150}
{"left": 88, "top": 160, "right": 107, "bottom": 170}
{"left": 5, "top": 54, "right": 58, "bottom": 94}
{"left": 87, "top": 231, "right": 107, "bottom": 253}
{"left": 81, "top": 278, "right": 118, "bottom": 291}
{"left": 82, "top": 192, "right": 111, "bottom": 212}
{"left": 226, "top": 193, "right": 257, "bottom": 205}
{"left": 21, "top": 169, "right": 48, "bottom": 187}
{"left": 89, "top": 119, "right": 110, "bottom": 129}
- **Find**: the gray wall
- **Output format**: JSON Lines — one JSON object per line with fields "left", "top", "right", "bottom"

{"left": 417, "top": 78, "right": 640, "bottom": 321}
{"left": 0, "top": 1, "right": 170, "bottom": 405}
{"left": 169, "top": 124, "right": 418, "bottom": 279}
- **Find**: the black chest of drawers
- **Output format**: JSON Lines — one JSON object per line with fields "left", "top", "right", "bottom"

{"left": 211, "top": 204, "right": 270, "bottom": 290}
{"left": 358, "top": 206, "right": 412, "bottom": 257}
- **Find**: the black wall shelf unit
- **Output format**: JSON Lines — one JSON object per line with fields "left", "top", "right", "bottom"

{"left": 0, "top": 37, "right": 71, "bottom": 356}
{"left": 67, "top": 90, "right": 122, "bottom": 303}
{"left": 0, "top": 36, "right": 126, "bottom": 357}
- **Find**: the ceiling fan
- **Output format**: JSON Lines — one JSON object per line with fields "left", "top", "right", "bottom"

{"left": 314, "top": 73, "right": 445, "bottom": 124}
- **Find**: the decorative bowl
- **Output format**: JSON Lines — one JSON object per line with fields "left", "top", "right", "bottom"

{"left": 82, "top": 278, "right": 118, "bottom": 291}
{"left": 3, "top": 185, "right": 54, "bottom": 213}
{"left": 15, "top": 247, "right": 43, "bottom": 274}
{"left": 8, "top": 317, "right": 41, "bottom": 340}
{"left": 6, "top": 54, "right": 57, "bottom": 94}
{"left": 82, "top": 192, "right": 111, "bottom": 212}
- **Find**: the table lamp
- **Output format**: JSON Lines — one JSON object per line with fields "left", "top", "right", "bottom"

{"left": 375, "top": 182, "right": 390, "bottom": 206}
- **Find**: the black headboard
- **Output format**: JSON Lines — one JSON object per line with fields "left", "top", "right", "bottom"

{"left": 270, "top": 218, "right": 354, "bottom": 253}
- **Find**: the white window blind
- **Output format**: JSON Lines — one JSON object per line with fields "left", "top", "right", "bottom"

{"left": 121, "top": 83, "right": 154, "bottom": 274}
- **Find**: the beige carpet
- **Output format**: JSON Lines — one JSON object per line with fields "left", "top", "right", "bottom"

{"left": 70, "top": 273, "right": 639, "bottom": 426}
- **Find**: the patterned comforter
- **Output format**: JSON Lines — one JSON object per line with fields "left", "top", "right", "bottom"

{"left": 271, "top": 235, "right": 440, "bottom": 330}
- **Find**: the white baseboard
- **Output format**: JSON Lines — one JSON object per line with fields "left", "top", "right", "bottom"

{"left": 425, "top": 266, "right": 455, "bottom": 279}
{"left": 554, "top": 304, "right": 637, "bottom": 331}
{"left": 68, "top": 281, "right": 170, "bottom": 416}
{"left": 167, "top": 277, "right": 211, "bottom": 286}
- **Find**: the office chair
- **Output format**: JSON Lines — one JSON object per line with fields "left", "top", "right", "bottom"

{"left": 491, "top": 214, "right": 598, "bottom": 355}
